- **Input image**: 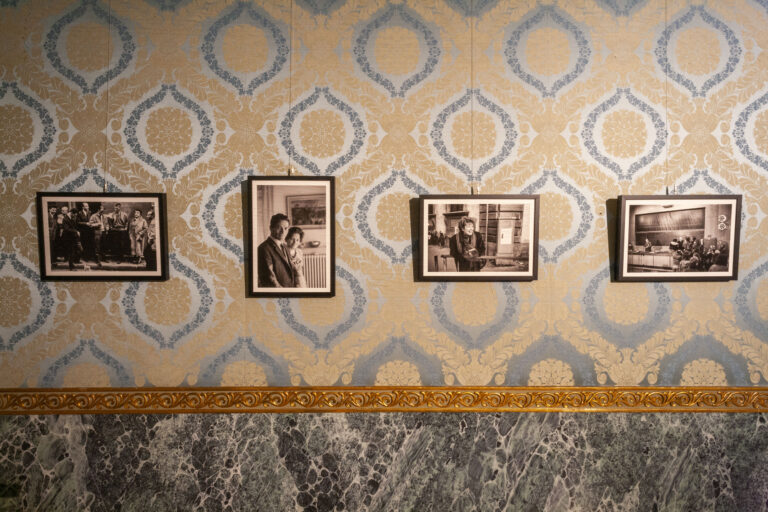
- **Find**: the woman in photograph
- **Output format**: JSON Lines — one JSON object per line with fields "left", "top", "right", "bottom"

{"left": 129, "top": 209, "right": 148, "bottom": 265}
{"left": 449, "top": 216, "right": 485, "bottom": 272}
{"left": 285, "top": 226, "right": 307, "bottom": 288}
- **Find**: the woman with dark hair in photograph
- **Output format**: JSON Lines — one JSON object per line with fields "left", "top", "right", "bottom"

{"left": 449, "top": 216, "right": 485, "bottom": 271}
{"left": 285, "top": 226, "right": 307, "bottom": 288}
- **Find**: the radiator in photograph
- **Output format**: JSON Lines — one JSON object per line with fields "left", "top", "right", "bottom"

{"left": 304, "top": 253, "right": 326, "bottom": 288}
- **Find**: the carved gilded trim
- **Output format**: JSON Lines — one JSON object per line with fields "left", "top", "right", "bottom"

{"left": 2, "top": 387, "right": 768, "bottom": 414}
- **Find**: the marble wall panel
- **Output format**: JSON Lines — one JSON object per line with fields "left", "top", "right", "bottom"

{"left": 1, "top": 413, "right": 768, "bottom": 510}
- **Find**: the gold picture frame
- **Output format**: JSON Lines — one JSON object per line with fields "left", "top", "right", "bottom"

{"left": 2, "top": 386, "right": 767, "bottom": 414}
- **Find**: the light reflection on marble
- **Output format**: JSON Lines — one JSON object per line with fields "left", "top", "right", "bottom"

{"left": 1, "top": 413, "right": 768, "bottom": 511}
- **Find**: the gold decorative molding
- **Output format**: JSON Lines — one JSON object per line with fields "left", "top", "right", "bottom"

{"left": 2, "top": 387, "right": 768, "bottom": 414}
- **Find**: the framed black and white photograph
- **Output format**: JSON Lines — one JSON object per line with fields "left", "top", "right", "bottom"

{"left": 616, "top": 195, "right": 742, "bottom": 282}
{"left": 419, "top": 195, "right": 539, "bottom": 282}
{"left": 36, "top": 192, "right": 168, "bottom": 281}
{"left": 246, "top": 176, "right": 335, "bottom": 298}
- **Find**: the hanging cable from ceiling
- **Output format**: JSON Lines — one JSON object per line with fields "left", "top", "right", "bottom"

{"left": 470, "top": 0, "right": 476, "bottom": 194}
{"left": 287, "top": 0, "right": 294, "bottom": 176}
{"left": 104, "top": 0, "right": 112, "bottom": 193}
{"left": 664, "top": 0, "right": 672, "bottom": 195}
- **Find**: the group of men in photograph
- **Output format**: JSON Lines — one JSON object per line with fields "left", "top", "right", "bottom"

{"left": 48, "top": 202, "right": 157, "bottom": 271}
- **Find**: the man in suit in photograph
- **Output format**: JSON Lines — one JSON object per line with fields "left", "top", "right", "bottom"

{"left": 107, "top": 203, "right": 130, "bottom": 262}
{"left": 47, "top": 206, "right": 58, "bottom": 263}
{"left": 60, "top": 205, "right": 82, "bottom": 270}
{"left": 76, "top": 202, "right": 94, "bottom": 261}
{"left": 88, "top": 205, "right": 107, "bottom": 267}
{"left": 257, "top": 213, "right": 297, "bottom": 287}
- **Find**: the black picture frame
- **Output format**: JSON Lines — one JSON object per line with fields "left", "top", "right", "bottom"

{"left": 246, "top": 176, "right": 335, "bottom": 298}
{"left": 36, "top": 192, "right": 169, "bottom": 281}
{"left": 616, "top": 195, "right": 742, "bottom": 282}
{"left": 418, "top": 194, "right": 539, "bottom": 282}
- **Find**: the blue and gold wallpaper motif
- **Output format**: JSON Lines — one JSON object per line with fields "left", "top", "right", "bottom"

{"left": 1, "top": 0, "right": 768, "bottom": 388}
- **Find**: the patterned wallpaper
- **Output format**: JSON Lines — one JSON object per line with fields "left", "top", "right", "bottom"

{"left": 1, "top": 0, "right": 767, "bottom": 389}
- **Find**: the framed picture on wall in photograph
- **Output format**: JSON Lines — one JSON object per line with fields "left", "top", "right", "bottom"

{"left": 286, "top": 194, "right": 326, "bottom": 229}
{"left": 616, "top": 195, "right": 742, "bottom": 282}
{"left": 418, "top": 195, "right": 539, "bottom": 282}
{"left": 36, "top": 192, "right": 169, "bottom": 281}
{"left": 246, "top": 176, "right": 335, "bottom": 298}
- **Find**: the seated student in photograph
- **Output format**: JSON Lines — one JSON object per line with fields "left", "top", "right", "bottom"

{"left": 679, "top": 246, "right": 693, "bottom": 271}
{"left": 688, "top": 251, "right": 702, "bottom": 271}
{"left": 644, "top": 238, "right": 653, "bottom": 252}
{"left": 703, "top": 244, "right": 720, "bottom": 269}
{"left": 709, "top": 252, "right": 729, "bottom": 272}
{"left": 257, "top": 213, "right": 297, "bottom": 287}
{"left": 285, "top": 226, "right": 307, "bottom": 288}
{"left": 449, "top": 216, "right": 485, "bottom": 272}
{"left": 672, "top": 249, "right": 683, "bottom": 271}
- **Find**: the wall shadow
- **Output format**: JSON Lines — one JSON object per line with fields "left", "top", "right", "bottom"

{"left": 605, "top": 198, "right": 618, "bottom": 281}
{"left": 409, "top": 197, "right": 421, "bottom": 282}
{"left": 241, "top": 181, "right": 252, "bottom": 297}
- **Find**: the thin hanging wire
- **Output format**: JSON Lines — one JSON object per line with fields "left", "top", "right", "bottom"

{"left": 664, "top": 0, "right": 671, "bottom": 195}
{"left": 470, "top": 0, "right": 475, "bottom": 191}
{"left": 288, "top": 0, "right": 293, "bottom": 176}
{"left": 103, "top": 0, "right": 111, "bottom": 193}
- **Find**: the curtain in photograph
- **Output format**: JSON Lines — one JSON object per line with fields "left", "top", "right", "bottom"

{"left": 257, "top": 186, "right": 274, "bottom": 241}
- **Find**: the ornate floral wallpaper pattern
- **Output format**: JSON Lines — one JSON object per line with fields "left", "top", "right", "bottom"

{"left": 1, "top": 0, "right": 767, "bottom": 389}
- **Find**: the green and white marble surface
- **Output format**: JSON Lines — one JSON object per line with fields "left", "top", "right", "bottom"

{"left": 1, "top": 413, "right": 768, "bottom": 511}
